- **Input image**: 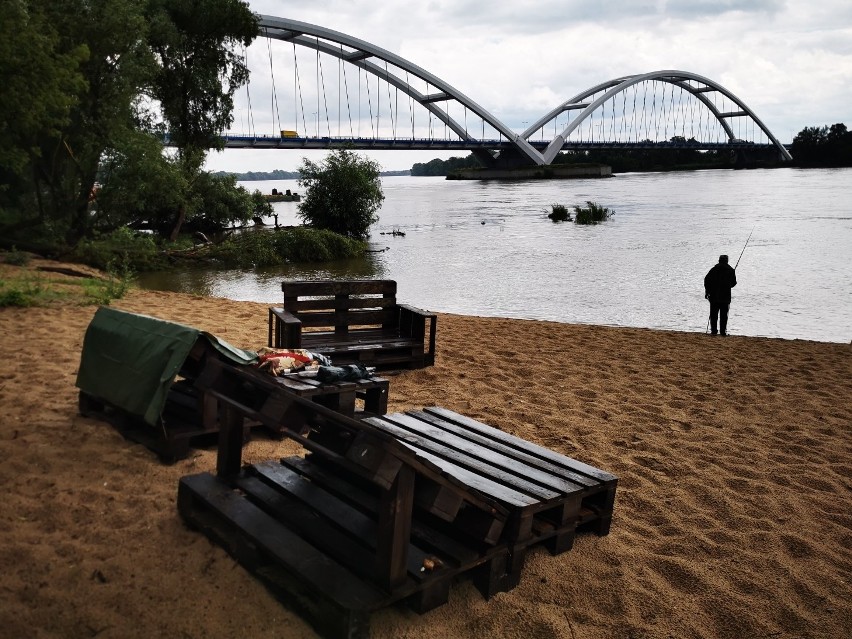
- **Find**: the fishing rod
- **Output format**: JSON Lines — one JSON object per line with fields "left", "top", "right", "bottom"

{"left": 734, "top": 226, "right": 755, "bottom": 270}
{"left": 705, "top": 226, "right": 755, "bottom": 333}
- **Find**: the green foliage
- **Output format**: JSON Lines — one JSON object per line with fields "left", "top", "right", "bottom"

{"left": 573, "top": 201, "right": 614, "bottom": 225}
{"left": 187, "top": 172, "right": 255, "bottom": 233}
{"left": 548, "top": 204, "right": 571, "bottom": 222}
{"left": 0, "top": 274, "right": 62, "bottom": 307}
{"left": 0, "top": 0, "right": 258, "bottom": 248}
{"left": 251, "top": 189, "right": 274, "bottom": 218}
{"left": 791, "top": 123, "right": 852, "bottom": 167}
{"left": 298, "top": 148, "right": 384, "bottom": 240}
{"left": 72, "top": 227, "right": 164, "bottom": 271}
{"left": 411, "top": 154, "right": 484, "bottom": 176}
{"left": 203, "top": 228, "right": 366, "bottom": 268}
{"left": 81, "top": 260, "right": 134, "bottom": 305}
{"left": 95, "top": 128, "right": 188, "bottom": 233}
{"left": 2, "top": 248, "right": 31, "bottom": 266}
{"left": 146, "top": 0, "right": 258, "bottom": 152}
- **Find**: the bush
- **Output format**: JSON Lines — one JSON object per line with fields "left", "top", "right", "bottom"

{"left": 81, "top": 259, "right": 134, "bottom": 305}
{"left": 72, "top": 227, "right": 164, "bottom": 271}
{"left": 0, "top": 275, "right": 61, "bottom": 307}
{"left": 573, "top": 201, "right": 613, "bottom": 225}
{"left": 297, "top": 148, "right": 384, "bottom": 239}
{"left": 548, "top": 204, "right": 571, "bottom": 222}
{"left": 2, "top": 247, "right": 31, "bottom": 266}
{"left": 205, "top": 227, "right": 366, "bottom": 268}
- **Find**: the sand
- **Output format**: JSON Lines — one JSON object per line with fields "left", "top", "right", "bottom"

{"left": 0, "top": 261, "right": 850, "bottom": 638}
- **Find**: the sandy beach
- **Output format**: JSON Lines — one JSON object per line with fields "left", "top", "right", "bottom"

{"left": 0, "top": 260, "right": 849, "bottom": 638}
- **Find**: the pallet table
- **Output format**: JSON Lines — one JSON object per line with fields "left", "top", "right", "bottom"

{"left": 267, "top": 372, "right": 389, "bottom": 423}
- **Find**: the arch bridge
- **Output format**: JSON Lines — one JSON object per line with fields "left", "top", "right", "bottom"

{"left": 218, "top": 16, "right": 791, "bottom": 165}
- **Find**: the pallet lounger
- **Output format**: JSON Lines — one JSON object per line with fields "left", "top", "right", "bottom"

{"left": 178, "top": 359, "right": 509, "bottom": 639}
{"left": 364, "top": 407, "right": 618, "bottom": 587}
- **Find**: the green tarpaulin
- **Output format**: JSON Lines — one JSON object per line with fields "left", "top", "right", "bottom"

{"left": 76, "top": 307, "right": 257, "bottom": 426}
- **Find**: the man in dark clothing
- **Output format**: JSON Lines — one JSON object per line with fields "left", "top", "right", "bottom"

{"left": 704, "top": 254, "right": 737, "bottom": 336}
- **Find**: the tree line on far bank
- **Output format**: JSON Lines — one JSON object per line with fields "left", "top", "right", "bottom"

{"left": 410, "top": 124, "right": 852, "bottom": 175}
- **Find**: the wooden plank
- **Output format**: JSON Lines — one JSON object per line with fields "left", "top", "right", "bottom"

{"left": 381, "top": 412, "right": 585, "bottom": 495}
{"left": 424, "top": 407, "right": 618, "bottom": 484}
{"left": 178, "top": 473, "right": 387, "bottom": 610}
{"left": 403, "top": 410, "right": 598, "bottom": 490}
{"left": 362, "top": 418, "right": 538, "bottom": 509}
{"left": 281, "top": 457, "right": 480, "bottom": 565}
{"left": 366, "top": 416, "right": 560, "bottom": 501}
{"left": 282, "top": 280, "right": 397, "bottom": 296}
{"left": 376, "top": 465, "right": 415, "bottom": 590}
{"left": 236, "top": 475, "right": 381, "bottom": 580}
{"left": 286, "top": 297, "right": 398, "bottom": 312}
{"left": 289, "top": 310, "right": 396, "bottom": 328}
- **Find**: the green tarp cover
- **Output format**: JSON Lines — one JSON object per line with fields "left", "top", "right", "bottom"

{"left": 76, "top": 307, "right": 257, "bottom": 426}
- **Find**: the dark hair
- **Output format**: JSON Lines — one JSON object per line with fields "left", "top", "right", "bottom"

{"left": 719, "top": 255, "right": 729, "bottom": 264}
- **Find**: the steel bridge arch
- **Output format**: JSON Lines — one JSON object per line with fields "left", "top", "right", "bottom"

{"left": 258, "top": 15, "right": 545, "bottom": 165}
{"left": 257, "top": 18, "right": 790, "bottom": 165}
{"left": 526, "top": 70, "right": 792, "bottom": 163}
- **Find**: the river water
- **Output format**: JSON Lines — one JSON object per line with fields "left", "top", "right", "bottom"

{"left": 137, "top": 168, "right": 852, "bottom": 343}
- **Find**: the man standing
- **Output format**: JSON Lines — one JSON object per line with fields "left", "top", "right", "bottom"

{"left": 704, "top": 254, "right": 737, "bottom": 336}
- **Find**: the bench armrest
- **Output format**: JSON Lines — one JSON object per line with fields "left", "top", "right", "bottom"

{"left": 268, "top": 306, "right": 303, "bottom": 348}
{"left": 397, "top": 304, "right": 437, "bottom": 366}
{"left": 397, "top": 303, "right": 436, "bottom": 319}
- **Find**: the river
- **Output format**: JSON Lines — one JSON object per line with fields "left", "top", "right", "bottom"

{"left": 136, "top": 167, "right": 852, "bottom": 343}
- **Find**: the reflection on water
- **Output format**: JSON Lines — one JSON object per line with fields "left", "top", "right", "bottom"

{"left": 136, "top": 169, "right": 852, "bottom": 343}
{"left": 138, "top": 253, "right": 387, "bottom": 301}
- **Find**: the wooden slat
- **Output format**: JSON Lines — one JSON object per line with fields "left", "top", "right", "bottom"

{"left": 282, "top": 457, "right": 480, "bottom": 564}
{"left": 283, "top": 280, "right": 397, "bottom": 296}
{"left": 369, "top": 416, "right": 561, "bottom": 500}
{"left": 290, "top": 310, "right": 395, "bottom": 328}
{"left": 286, "top": 297, "right": 398, "bottom": 312}
{"left": 403, "top": 410, "right": 598, "bottom": 489}
{"left": 245, "top": 465, "right": 437, "bottom": 584}
{"left": 381, "top": 412, "right": 585, "bottom": 495}
{"left": 178, "top": 473, "right": 387, "bottom": 609}
{"left": 424, "top": 407, "right": 618, "bottom": 484}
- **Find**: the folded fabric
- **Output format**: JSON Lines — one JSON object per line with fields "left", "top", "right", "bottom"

{"left": 255, "top": 347, "right": 331, "bottom": 376}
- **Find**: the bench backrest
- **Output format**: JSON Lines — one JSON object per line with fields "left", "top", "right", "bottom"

{"left": 282, "top": 279, "right": 399, "bottom": 336}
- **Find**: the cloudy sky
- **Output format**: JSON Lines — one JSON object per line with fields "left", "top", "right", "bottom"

{"left": 205, "top": 0, "right": 852, "bottom": 173}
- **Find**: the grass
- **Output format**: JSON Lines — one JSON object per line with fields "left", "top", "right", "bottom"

{"left": 0, "top": 254, "right": 134, "bottom": 308}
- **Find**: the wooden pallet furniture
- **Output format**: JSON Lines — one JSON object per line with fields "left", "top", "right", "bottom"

{"left": 266, "top": 371, "right": 389, "bottom": 426}
{"left": 76, "top": 307, "right": 257, "bottom": 462}
{"left": 178, "top": 359, "right": 510, "bottom": 639}
{"left": 363, "top": 407, "right": 618, "bottom": 587}
{"left": 268, "top": 280, "right": 436, "bottom": 370}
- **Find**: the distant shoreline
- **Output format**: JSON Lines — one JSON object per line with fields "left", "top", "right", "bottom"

{"left": 215, "top": 169, "right": 411, "bottom": 181}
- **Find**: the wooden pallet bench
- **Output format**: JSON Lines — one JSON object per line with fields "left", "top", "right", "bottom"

{"left": 178, "top": 359, "right": 510, "bottom": 639}
{"left": 363, "top": 407, "right": 618, "bottom": 587}
{"left": 268, "top": 280, "right": 436, "bottom": 370}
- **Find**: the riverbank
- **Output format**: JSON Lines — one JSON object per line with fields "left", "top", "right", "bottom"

{"left": 0, "top": 264, "right": 849, "bottom": 638}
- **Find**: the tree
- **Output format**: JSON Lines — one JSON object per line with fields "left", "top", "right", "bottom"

{"left": 40, "top": 0, "right": 155, "bottom": 243}
{"left": 0, "top": 0, "right": 86, "bottom": 234}
{"left": 297, "top": 148, "right": 384, "bottom": 240}
{"left": 145, "top": 0, "right": 258, "bottom": 239}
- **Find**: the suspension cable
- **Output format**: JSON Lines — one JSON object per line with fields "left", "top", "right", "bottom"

{"left": 292, "top": 42, "right": 308, "bottom": 137}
